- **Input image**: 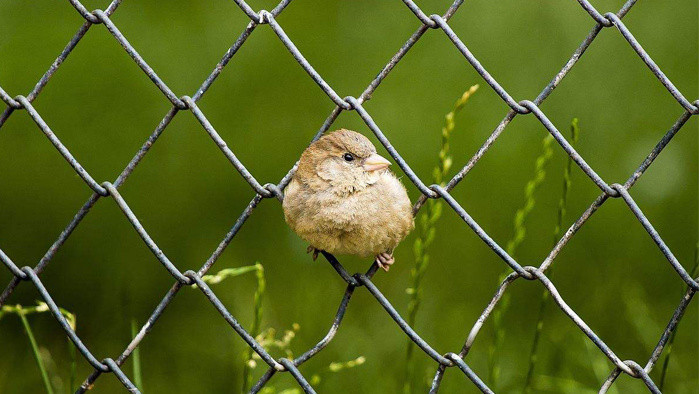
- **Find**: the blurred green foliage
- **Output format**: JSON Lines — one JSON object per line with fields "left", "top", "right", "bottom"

{"left": 0, "top": 0, "right": 697, "bottom": 393}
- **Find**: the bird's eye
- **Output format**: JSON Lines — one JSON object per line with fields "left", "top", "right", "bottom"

{"left": 343, "top": 153, "right": 354, "bottom": 162}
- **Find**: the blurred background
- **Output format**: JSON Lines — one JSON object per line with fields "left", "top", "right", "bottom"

{"left": 0, "top": 0, "right": 697, "bottom": 393}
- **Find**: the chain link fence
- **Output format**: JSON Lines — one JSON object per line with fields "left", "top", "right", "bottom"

{"left": 0, "top": 0, "right": 697, "bottom": 392}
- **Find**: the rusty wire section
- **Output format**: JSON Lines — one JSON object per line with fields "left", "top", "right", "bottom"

{"left": 0, "top": 0, "right": 698, "bottom": 392}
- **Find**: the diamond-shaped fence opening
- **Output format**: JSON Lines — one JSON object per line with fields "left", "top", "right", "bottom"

{"left": 0, "top": 0, "right": 697, "bottom": 393}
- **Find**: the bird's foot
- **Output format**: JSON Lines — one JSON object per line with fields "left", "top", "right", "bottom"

{"left": 306, "top": 245, "right": 320, "bottom": 261}
{"left": 375, "top": 252, "right": 395, "bottom": 272}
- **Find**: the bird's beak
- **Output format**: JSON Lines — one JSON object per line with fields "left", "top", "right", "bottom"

{"left": 362, "top": 153, "right": 392, "bottom": 172}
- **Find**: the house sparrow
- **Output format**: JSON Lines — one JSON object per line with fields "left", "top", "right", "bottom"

{"left": 283, "top": 129, "right": 414, "bottom": 271}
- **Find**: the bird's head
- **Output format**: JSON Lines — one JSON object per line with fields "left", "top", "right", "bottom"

{"left": 296, "top": 129, "right": 392, "bottom": 195}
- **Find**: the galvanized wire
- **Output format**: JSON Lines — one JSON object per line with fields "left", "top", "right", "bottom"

{"left": 0, "top": 0, "right": 697, "bottom": 392}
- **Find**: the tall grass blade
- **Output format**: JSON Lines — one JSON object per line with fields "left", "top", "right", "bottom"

{"left": 243, "top": 263, "right": 266, "bottom": 393}
{"left": 131, "top": 318, "right": 144, "bottom": 391}
{"left": 17, "top": 305, "right": 55, "bottom": 394}
{"left": 68, "top": 336, "right": 77, "bottom": 393}
{"left": 488, "top": 131, "right": 555, "bottom": 387}
{"left": 404, "top": 84, "right": 479, "bottom": 393}
{"left": 1, "top": 302, "right": 75, "bottom": 394}
{"left": 523, "top": 118, "right": 579, "bottom": 392}
{"left": 188, "top": 263, "right": 265, "bottom": 392}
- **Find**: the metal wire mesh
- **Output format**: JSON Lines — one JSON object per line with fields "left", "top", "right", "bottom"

{"left": 0, "top": 0, "right": 698, "bottom": 393}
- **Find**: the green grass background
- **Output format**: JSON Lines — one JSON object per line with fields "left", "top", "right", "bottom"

{"left": 0, "top": 0, "right": 697, "bottom": 392}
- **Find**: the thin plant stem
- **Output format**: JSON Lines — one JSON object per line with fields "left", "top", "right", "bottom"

{"left": 1, "top": 302, "right": 75, "bottom": 393}
{"left": 242, "top": 263, "right": 266, "bottom": 393}
{"left": 131, "top": 318, "right": 144, "bottom": 391}
{"left": 404, "top": 84, "right": 479, "bottom": 394}
{"left": 488, "top": 132, "right": 555, "bottom": 387}
{"left": 68, "top": 336, "right": 77, "bottom": 393}
{"left": 17, "top": 305, "right": 55, "bottom": 394}
{"left": 523, "top": 118, "right": 579, "bottom": 392}
{"left": 191, "top": 263, "right": 265, "bottom": 393}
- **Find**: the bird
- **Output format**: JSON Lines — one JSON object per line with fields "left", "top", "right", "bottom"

{"left": 282, "top": 129, "right": 414, "bottom": 271}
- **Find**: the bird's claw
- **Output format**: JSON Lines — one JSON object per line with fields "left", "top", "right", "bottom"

{"left": 307, "top": 245, "right": 320, "bottom": 261}
{"left": 375, "top": 252, "right": 394, "bottom": 272}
